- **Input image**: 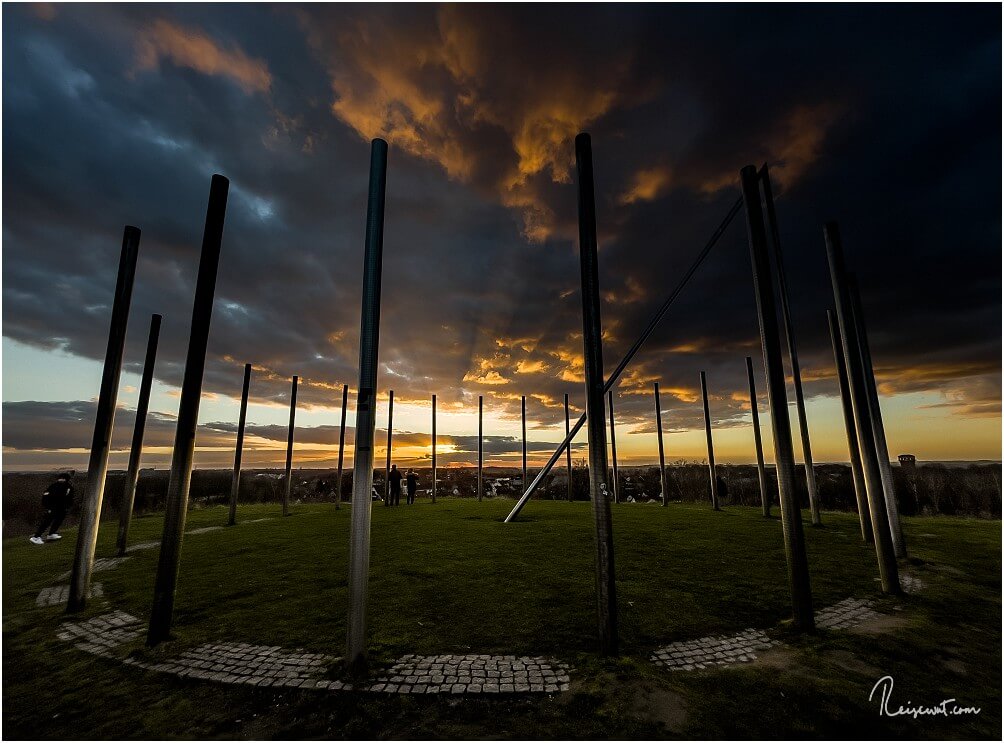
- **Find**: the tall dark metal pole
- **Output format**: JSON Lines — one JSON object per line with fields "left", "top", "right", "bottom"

{"left": 335, "top": 384, "right": 348, "bottom": 510}
{"left": 824, "top": 222, "right": 900, "bottom": 594}
{"left": 477, "top": 395, "right": 484, "bottom": 501}
{"left": 384, "top": 390, "right": 394, "bottom": 505}
{"left": 282, "top": 375, "right": 298, "bottom": 517}
{"left": 68, "top": 226, "right": 140, "bottom": 611}
{"left": 608, "top": 390, "right": 620, "bottom": 504}
{"left": 575, "top": 132, "right": 618, "bottom": 656}
{"left": 521, "top": 395, "right": 528, "bottom": 492}
{"left": 147, "top": 174, "right": 229, "bottom": 643}
{"left": 506, "top": 197, "right": 744, "bottom": 522}
{"left": 227, "top": 362, "right": 251, "bottom": 527}
{"left": 700, "top": 371, "right": 720, "bottom": 510}
{"left": 745, "top": 356, "right": 770, "bottom": 518}
{"left": 431, "top": 394, "right": 437, "bottom": 504}
{"left": 564, "top": 393, "right": 573, "bottom": 501}
{"left": 849, "top": 277, "right": 905, "bottom": 557}
{"left": 654, "top": 382, "right": 668, "bottom": 507}
{"left": 762, "top": 166, "right": 821, "bottom": 526}
{"left": 116, "top": 313, "right": 161, "bottom": 555}
{"left": 740, "top": 164, "right": 814, "bottom": 630}
{"left": 346, "top": 139, "right": 388, "bottom": 672}
{"left": 827, "top": 311, "right": 872, "bottom": 543}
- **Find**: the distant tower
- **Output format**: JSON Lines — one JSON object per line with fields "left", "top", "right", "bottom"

{"left": 898, "top": 454, "right": 917, "bottom": 471}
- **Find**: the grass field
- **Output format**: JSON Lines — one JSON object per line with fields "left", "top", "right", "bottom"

{"left": 3, "top": 500, "right": 1000, "bottom": 739}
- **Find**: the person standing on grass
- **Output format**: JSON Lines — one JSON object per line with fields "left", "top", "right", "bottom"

{"left": 388, "top": 464, "right": 403, "bottom": 506}
{"left": 30, "top": 472, "right": 75, "bottom": 545}
{"left": 406, "top": 469, "right": 418, "bottom": 505}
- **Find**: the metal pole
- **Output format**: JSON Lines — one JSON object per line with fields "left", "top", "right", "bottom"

{"left": 701, "top": 371, "right": 720, "bottom": 510}
{"left": 116, "top": 313, "right": 161, "bottom": 555}
{"left": 654, "top": 382, "right": 668, "bottom": 507}
{"left": 607, "top": 390, "right": 619, "bottom": 504}
{"left": 824, "top": 221, "right": 900, "bottom": 594}
{"left": 505, "top": 197, "right": 744, "bottom": 522}
{"left": 431, "top": 394, "right": 437, "bottom": 503}
{"left": 335, "top": 384, "right": 348, "bottom": 510}
{"left": 827, "top": 311, "right": 872, "bottom": 542}
{"left": 564, "top": 393, "right": 573, "bottom": 501}
{"left": 68, "top": 226, "right": 140, "bottom": 611}
{"left": 521, "top": 395, "right": 527, "bottom": 492}
{"left": 282, "top": 375, "right": 298, "bottom": 517}
{"left": 762, "top": 166, "right": 821, "bottom": 526}
{"left": 384, "top": 390, "right": 394, "bottom": 505}
{"left": 849, "top": 277, "right": 905, "bottom": 557}
{"left": 346, "top": 139, "right": 388, "bottom": 672}
{"left": 741, "top": 164, "right": 814, "bottom": 630}
{"left": 477, "top": 395, "right": 483, "bottom": 501}
{"left": 745, "top": 356, "right": 770, "bottom": 518}
{"left": 147, "top": 174, "right": 229, "bottom": 643}
{"left": 227, "top": 362, "right": 251, "bottom": 527}
{"left": 575, "top": 132, "right": 617, "bottom": 656}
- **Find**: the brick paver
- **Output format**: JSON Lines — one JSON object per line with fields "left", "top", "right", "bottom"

{"left": 36, "top": 583, "right": 103, "bottom": 607}
{"left": 651, "top": 629, "right": 778, "bottom": 671}
{"left": 367, "top": 654, "right": 571, "bottom": 694}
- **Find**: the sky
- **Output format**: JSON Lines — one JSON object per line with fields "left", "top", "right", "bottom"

{"left": 2, "top": 3, "right": 1001, "bottom": 472}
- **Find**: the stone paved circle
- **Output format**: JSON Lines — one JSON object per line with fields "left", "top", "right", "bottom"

{"left": 37, "top": 583, "right": 103, "bottom": 607}
{"left": 815, "top": 597, "right": 881, "bottom": 630}
{"left": 651, "top": 629, "right": 778, "bottom": 671}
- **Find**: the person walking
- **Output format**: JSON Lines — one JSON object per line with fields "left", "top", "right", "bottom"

{"left": 388, "top": 464, "right": 403, "bottom": 507}
{"left": 30, "top": 472, "right": 75, "bottom": 545}
{"left": 406, "top": 469, "right": 418, "bottom": 505}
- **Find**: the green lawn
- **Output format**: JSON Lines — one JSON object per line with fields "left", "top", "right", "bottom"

{"left": 3, "top": 500, "right": 1000, "bottom": 739}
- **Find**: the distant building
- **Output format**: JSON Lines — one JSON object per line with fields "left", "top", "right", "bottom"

{"left": 898, "top": 454, "right": 917, "bottom": 470}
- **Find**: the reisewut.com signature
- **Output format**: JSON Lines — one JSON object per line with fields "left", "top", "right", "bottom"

{"left": 870, "top": 676, "right": 982, "bottom": 719}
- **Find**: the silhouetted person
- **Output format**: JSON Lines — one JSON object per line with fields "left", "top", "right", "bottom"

{"left": 388, "top": 464, "right": 403, "bottom": 506}
{"left": 406, "top": 469, "right": 418, "bottom": 505}
{"left": 31, "top": 472, "right": 74, "bottom": 545}
{"left": 716, "top": 474, "right": 729, "bottom": 504}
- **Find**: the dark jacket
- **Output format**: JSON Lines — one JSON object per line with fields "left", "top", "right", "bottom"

{"left": 42, "top": 480, "right": 74, "bottom": 509}
{"left": 406, "top": 473, "right": 418, "bottom": 493}
{"left": 388, "top": 469, "right": 403, "bottom": 491}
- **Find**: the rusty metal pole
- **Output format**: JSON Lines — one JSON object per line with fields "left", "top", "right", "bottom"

{"left": 564, "top": 393, "right": 573, "bottom": 501}
{"left": 827, "top": 311, "right": 872, "bottom": 542}
{"left": 654, "top": 382, "right": 668, "bottom": 507}
{"left": 575, "top": 132, "right": 618, "bottom": 655}
{"left": 384, "top": 390, "right": 394, "bottom": 505}
{"left": 762, "top": 166, "right": 821, "bottom": 526}
{"left": 701, "top": 371, "right": 720, "bottom": 510}
{"left": 226, "top": 362, "right": 251, "bottom": 527}
{"left": 741, "top": 164, "right": 814, "bottom": 630}
{"left": 346, "top": 139, "right": 388, "bottom": 672}
{"left": 849, "top": 277, "right": 905, "bottom": 557}
{"left": 477, "top": 395, "right": 483, "bottom": 501}
{"left": 282, "top": 376, "right": 298, "bottom": 516}
{"left": 745, "top": 356, "right": 770, "bottom": 518}
{"left": 824, "top": 222, "right": 900, "bottom": 594}
{"left": 431, "top": 394, "right": 437, "bottom": 503}
{"left": 68, "top": 226, "right": 141, "bottom": 610}
{"left": 521, "top": 395, "right": 527, "bottom": 492}
{"left": 335, "top": 384, "right": 348, "bottom": 510}
{"left": 147, "top": 175, "right": 229, "bottom": 643}
{"left": 608, "top": 390, "right": 620, "bottom": 504}
{"left": 116, "top": 313, "right": 161, "bottom": 555}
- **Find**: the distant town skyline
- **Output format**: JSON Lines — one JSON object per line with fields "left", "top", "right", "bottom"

{"left": 3, "top": 4, "right": 1000, "bottom": 471}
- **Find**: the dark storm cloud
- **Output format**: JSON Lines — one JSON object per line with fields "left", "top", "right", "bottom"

{"left": 3, "top": 4, "right": 1000, "bottom": 463}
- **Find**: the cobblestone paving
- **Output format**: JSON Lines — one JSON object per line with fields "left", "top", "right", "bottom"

{"left": 900, "top": 573, "right": 924, "bottom": 593}
{"left": 815, "top": 597, "right": 881, "bottom": 629}
{"left": 131, "top": 642, "right": 346, "bottom": 689}
{"left": 367, "top": 654, "right": 571, "bottom": 694}
{"left": 57, "top": 556, "right": 130, "bottom": 581}
{"left": 57, "top": 610, "right": 143, "bottom": 657}
{"left": 125, "top": 541, "right": 161, "bottom": 553}
{"left": 186, "top": 526, "right": 224, "bottom": 535}
{"left": 36, "top": 583, "right": 103, "bottom": 607}
{"left": 650, "top": 629, "right": 778, "bottom": 671}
